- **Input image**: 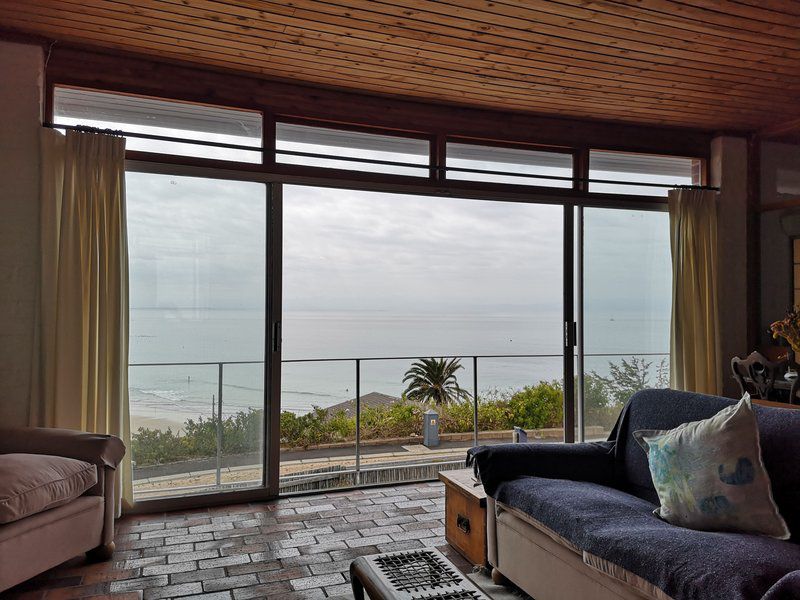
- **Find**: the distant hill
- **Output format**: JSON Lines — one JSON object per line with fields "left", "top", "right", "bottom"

{"left": 324, "top": 392, "right": 401, "bottom": 419}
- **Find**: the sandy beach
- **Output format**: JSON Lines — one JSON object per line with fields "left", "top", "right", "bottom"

{"left": 130, "top": 413, "right": 186, "bottom": 432}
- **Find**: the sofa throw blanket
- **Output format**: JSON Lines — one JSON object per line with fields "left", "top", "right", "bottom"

{"left": 494, "top": 476, "right": 800, "bottom": 600}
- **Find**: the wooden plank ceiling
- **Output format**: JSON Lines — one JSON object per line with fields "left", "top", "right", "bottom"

{"left": 2, "top": 0, "right": 799, "bottom": 132}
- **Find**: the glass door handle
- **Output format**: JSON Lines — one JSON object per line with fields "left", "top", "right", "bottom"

{"left": 564, "top": 321, "right": 577, "bottom": 348}
{"left": 272, "top": 321, "right": 281, "bottom": 352}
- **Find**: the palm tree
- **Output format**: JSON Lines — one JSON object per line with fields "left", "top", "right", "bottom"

{"left": 402, "top": 357, "right": 471, "bottom": 405}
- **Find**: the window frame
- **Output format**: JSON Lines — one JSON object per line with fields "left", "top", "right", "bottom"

{"left": 53, "top": 85, "right": 687, "bottom": 513}
{"left": 48, "top": 84, "right": 708, "bottom": 203}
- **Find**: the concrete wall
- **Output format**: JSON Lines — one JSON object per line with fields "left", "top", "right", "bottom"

{"left": 759, "top": 141, "right": 800, "bottom": 345}
{"left": 0, "top": 41, "right": 43, "bottom": 426}
{"left": 710, "top": 136, "right": 749, "bottom": 397}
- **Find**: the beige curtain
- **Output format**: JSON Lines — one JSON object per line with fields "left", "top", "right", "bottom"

{"left": 668, "top": 188, "right": 721, "bottom": 396}
{"left": 32, "top": 128, "right": 132, "bottom": 511}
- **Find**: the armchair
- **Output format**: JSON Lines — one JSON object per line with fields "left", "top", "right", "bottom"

{"left": 0, "top": 427, "right": 125, "bottom": 592}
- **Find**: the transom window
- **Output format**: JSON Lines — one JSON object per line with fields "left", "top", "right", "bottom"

{"left": 446, "top": 141, "right": 573, "bottom": 187}
{"left": 53, "top": 87, "right": 262, "bottom": 163}
{"left": 589, "top": 150, "right": 701, "bottom": 196}
{"left": 276, "top": 121, "right": 429, "bottom": 177}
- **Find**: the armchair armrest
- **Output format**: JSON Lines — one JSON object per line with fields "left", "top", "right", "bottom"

{"left": 467, "top": 441, "right": 616, "bottom": 496}
{"left": 0, "top": 427, "right": 125, "bottom": 469}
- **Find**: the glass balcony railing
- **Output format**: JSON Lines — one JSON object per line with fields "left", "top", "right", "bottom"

{"left": 128, "top": 360, "right": 265, "bottom": 500}
{"left": 129, "top": 352, "right": 668, "bottom": 500}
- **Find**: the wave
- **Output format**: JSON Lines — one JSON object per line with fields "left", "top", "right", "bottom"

{"left": 280, "top": 389, "right": 335, "bottom": 398}
{"left": 133, "top": 389, "right": 187, "bottom": 405}
{"left": 221, "top": 382, "right": 264, "bottom": 392}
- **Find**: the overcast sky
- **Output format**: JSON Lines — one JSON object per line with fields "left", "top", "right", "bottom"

{"left": 126, "top": 173, "right": 671, "bottom": 320}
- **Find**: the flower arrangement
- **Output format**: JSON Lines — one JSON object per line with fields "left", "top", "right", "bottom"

{"left": 770, "top": 308, "right": 800, "bottom": 354}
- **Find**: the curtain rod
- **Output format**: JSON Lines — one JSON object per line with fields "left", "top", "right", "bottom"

{"left": 43, "top": 122, "right": 720, "bottom": 192}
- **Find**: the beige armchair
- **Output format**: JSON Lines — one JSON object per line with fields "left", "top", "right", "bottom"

{"left": 0, "top": 427, "right": 125, "bottom": 592}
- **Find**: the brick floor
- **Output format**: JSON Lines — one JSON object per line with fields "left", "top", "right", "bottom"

{"left": 4, "top": 482, "right": 477, "bottom": 600}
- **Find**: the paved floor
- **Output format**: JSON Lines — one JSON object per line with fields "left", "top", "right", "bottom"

{"left": 4, "top": 481, "right": 476, "bottom": 600}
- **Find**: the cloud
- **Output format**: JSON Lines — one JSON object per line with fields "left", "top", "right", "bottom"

{"left": 281, "top": 185, "right": 564, "bottom": 312}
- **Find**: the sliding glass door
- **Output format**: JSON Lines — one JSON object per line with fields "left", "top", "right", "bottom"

{"left": 578, "top": 207, "right": 672, "bottom": 441}
{"left": 124, "top": 174, "right": 674, "bottom": 500}
{"left": 127, "top": 172, "right": 268, "bottom": 500}
{"left": 280, "top": 185, "right": 565, "bottom": 493}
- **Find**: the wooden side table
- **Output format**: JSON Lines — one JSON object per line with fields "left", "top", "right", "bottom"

{"left": 438, "top": 468, "right": 487, "bottom": 567}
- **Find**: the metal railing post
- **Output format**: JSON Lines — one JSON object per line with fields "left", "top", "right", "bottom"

{"left": 355, "top": 359, "right": 361, "bottom": 486}
{"left": 216, "top": 362, "right": 223, "bottom": 487}
{"left": 473, "top": 356, "right": 479, "bottom": 448}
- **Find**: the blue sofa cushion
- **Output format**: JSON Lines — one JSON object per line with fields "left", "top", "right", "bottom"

{"left": 496, "top": 476, "right": 800, "bottom": 600}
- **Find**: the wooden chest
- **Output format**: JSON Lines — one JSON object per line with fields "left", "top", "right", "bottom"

{"left": 439, "top": 468, "right": 488, "bottom": 567}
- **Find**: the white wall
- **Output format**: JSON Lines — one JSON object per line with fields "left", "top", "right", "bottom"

{"left": 0, "top": 41, "right": 43, "bottom": 426}
{"left": 710, "top": 136, "right": 749, "bottom": 397}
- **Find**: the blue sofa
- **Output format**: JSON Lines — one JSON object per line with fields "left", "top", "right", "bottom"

{"left": 469, "top": 389, "right": 800, "bottom": 600}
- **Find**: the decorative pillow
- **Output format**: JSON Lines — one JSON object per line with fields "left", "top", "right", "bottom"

{"left": 634, "top": 395, "right": 789, "bottom": 539}
{"left": 0, "top": 453, "right": 97, "bottom": 524}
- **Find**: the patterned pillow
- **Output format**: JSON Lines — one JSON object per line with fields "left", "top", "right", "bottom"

{"left": 634, "top": 395, "right": 789, "bottom": 539}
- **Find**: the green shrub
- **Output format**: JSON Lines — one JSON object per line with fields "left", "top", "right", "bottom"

{"left": 361, "top": 400, "right": 421, "bottom": 439}
{"left": 438, "top": 399, "right": 476, "bottom": 433}
{"left": 130, "top": 426, "right": 188, "bottom": 466}
{"left": 278, "top": 407, "right": 354, "bottom": 447}
{"left": 507, "top": 381, "right": 563, "bottom": 429}
{"left": 131, "top": 408, "right": 263, "bottom": 467}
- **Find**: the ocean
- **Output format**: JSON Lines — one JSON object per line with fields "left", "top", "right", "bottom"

{"left": 128, "top": 308, "right": 669, "bottom": 429}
